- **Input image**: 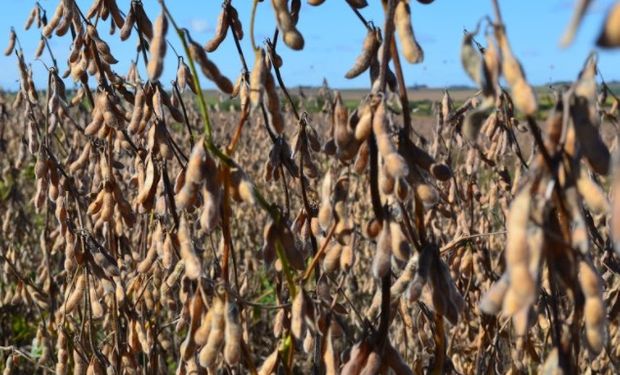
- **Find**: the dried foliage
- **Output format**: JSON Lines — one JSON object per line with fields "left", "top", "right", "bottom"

{"left": 1, "top": 0, "right": 620, "bottom": 374}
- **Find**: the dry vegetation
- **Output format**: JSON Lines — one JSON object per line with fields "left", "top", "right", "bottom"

{"left": 1, "top": 0, "right": 620, "bottom": 374}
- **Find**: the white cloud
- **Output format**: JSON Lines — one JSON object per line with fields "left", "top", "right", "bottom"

{"left": 189, "top": 18, "right": 210, "bottom": 34}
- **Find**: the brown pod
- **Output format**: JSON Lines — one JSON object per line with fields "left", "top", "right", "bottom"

{"left": 372, "top": 101, "right": 391, "bottom": 153}
{"left": 72, "top": 348, "right": 86, "bottom": 374}
{"left": 576, "top": 169, "right": 609, "bottom": 214}
{"left": 372, "top": 221, "right": 392, "bottom": 279}
{"left": 323, "top": 242, "right": 343, "bottom": 273}
{"left": 119, "top": 5, "right": 135, "bottom": 41}
{"left": 499, "top": 36, "right": 524, "bottom": 86}
{"left": 162, "top": 261, "right": 184, "bottom": 296}
{"left": 99, "top": 188, "right": 114, "bottom": 223}
{"left": 584, "top": 296, "right": 607, "bottom": 354}
{"left": 502, "top": 275, "right": 532, "bottom": 319}
{"left": 570, "top": 97, "right": 610, "bottom": 175}
{"left": 505, "top": 190, "right": 531, "bottom": 266}
{"left": 359, "top": 350, "right": 381, "bottom": 375}
{"left": 42, "top": 3, "right": 64, "bottom": 38}
{"left": 341, "top": 341, "right": 371, "bottom": 375}
{"left": 178, "top": 217, "right": 201, "bottom": 280}
{"left": 196, "top": 49, "right": 234, "bottom": 94}
{"left": 185, "top": 138, "right": 209, "bottom": 185}
{"left": 198, "top": 293, "right": 225, "bottom": 368}
{"left": 380, "top": 164, "right": 395, "bottom": 195}
{"left": 85, "top": 109, "right": 104, "bottom": 136}
{"left": 204, "top": 6, "right": 230, "bottom": 52}
{"left": 461, "top": 32, "right": 482, "bottom": 85}
{"left": 265, "top": 72, "right": 285, "bottom": 134}
{"left": 353, "top": 140, "right": 370, "bottom": 174}
{"left": 223, "top": 297, "right": 242, "bottom": 365}
{"left": 578, "top": 260, "right": 601, "bottom": 298}
{"left": 137, "top": 223, "right": 162, "bottom": 273}
{"left": 373, "top": 101, "right": 408, "bottom": 178}
{"left": 339, "top": 245, "right": 355, "bottom": 271}
{"left": 345, "top": 0, "right": 368, "bottom": 8}
{"left": 291, "top": 289, "right": 306, "bottom": 339}
{"left": 272, "top": 0, "right": 305, "bottom": 50}
{"left": 365, "top": 218, "right": 382, "bottom": 239}
{"left": 400, "top": 137, "right": 440, "bottom": 173}
{"left": 135, "top": 153, "right": 159, "bottom": 205}
{"left": 147, "top": 13, "right": 168, "bottom": 81}
{"left": 345, "top": 28, "right": 380, "bottom": 79}
{"left": 173, "top": 169, "right": 185, "bottom": 194}
{"left": 544, "top": 100, "right": 563, "bottom": 152}
{"left": 88, "top": 189, "right": 105, "bottom": 216}
{"left": 430, "top": 163, "right": 452, "bottom": 181}
{"left": 24, "top": 6, "right": 37, "bottom": 30}
{"left": 497, "top": 38, "right": 538, "bottom": 115}
{"left": 229, "top": 6, "right": 244, "bottom": 40}
{"left": 128, "top": 87, "right": 145, "bottom": 134}
{"left": 162, "top": 232, "right": 178, "bottom": 269}
{"left": 384, "top": 153, "right": 409, "bottom": 180}
{"left": 390, "top": 221, "right": 411, "bottom": 262}
{"left": 91, "top": 245, "right": 120, "bottom": 278}
{"left": 560, "top": 0, "right": 592, "bottom": 47}
{"left": 194, "top": 309, "right": 213, "bottom": 346}
{"left": 180, "top": 292, "right": 204, "bottom": 360}
{"left": 250, "top": 49, "right": 267, "bottom": 109}
{"left": 354, "top": 104, "right": 372, "bottom": 141}
{"left": 323, "top": 326, "right": 338, "bottom": 374}
{"left": 394, "top": 0, "right": 424, "bottom": 64}
{"left": 279, "top": 225, "right": 305, "bottom": 270}
{"left": 134, "top": 3, "right": 153, "bottom": 40}
{"left": 106, "top": 0, "right": 125, "bottom": 28}
{"left": 34, "top": 153, "right": 49, "bottom": 179}
{"left": 414, "top": 184, "right": 436, "bottom": 208}
{"left": 200, "top": 188, "right": 221, "bottom": 232}
{"left": 4, "top": 29, "right": 16, "bottom": 56}
{"left": 323, "top": 138, "right": 337, "bottom": 157}
{"left": 233, "top": 169, "right": 255, "bottom": 204}
{"left": 177, "top": 61, "right": 197, "bottom": 94}
{"left": 512, "top": 78, "right": 537, "bottom": 116}
{"left": 440, "top": 91, "right": 453, "bottom": 123}
{"left": 483, "top": 36, "right": 501, "bottom": 94}
{"left": 333, "top": 92, "right": 355, "bottom": 156}
{"left": 462, "top": 108, "right": 488, "bottom": 142}
{"left": 318, "top": 172, "right": 333, "bottom": 230}
{"left": 257, "top": 349, "right": 279, "bottom": 375}
{"left": 63, "top": 273, "right": 86, "bottom": 315}
{"left": 596, "top": 2, "right": 620, "bottom": 47}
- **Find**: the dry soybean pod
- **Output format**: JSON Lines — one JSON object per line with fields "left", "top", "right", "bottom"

{"left": 346, "top": 0, "right": 368, "bottom": 8}
{"left": 229, "top": 5, "right": 244, "bottom": 40}
{"left": 135, "top": 2, "right": 154, "bottom": 40}
{"left": 204, "top": 5, "right": 230, "bottom": 52}
{"left": 223, "top": 296, "right": 242, "bottom": 365}
{"left": 4, "top": 29, "right": 16, "bottom": 56}
{"left": 394, "top": 0, "right": 424, "bottom": 64}
{"left": 596, "top": 2, "right": 620, "bottom": 48}
{"left": 198, "top": 290, "right": 226, "bottom": 369}
{"left": 345, "top": 27, "right": 380, "bottom": 79}
{"left": 119, "top": 4, "right": 135, "bottom": 41}
{"left": 178, "top": 216, "right": 201, "bottom": 280}
{"left": 147, "top": 12, "right": 168, "bottom": 81}
{"left": 250, "top": 48, "right": 267, "bottom": 110}
{"left": 272, "top": 0, "right": 305, "bottom": 50}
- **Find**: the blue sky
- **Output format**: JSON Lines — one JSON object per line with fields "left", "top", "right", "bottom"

{"left": 1, "top": 0, "right": 619, "bottom": 90}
